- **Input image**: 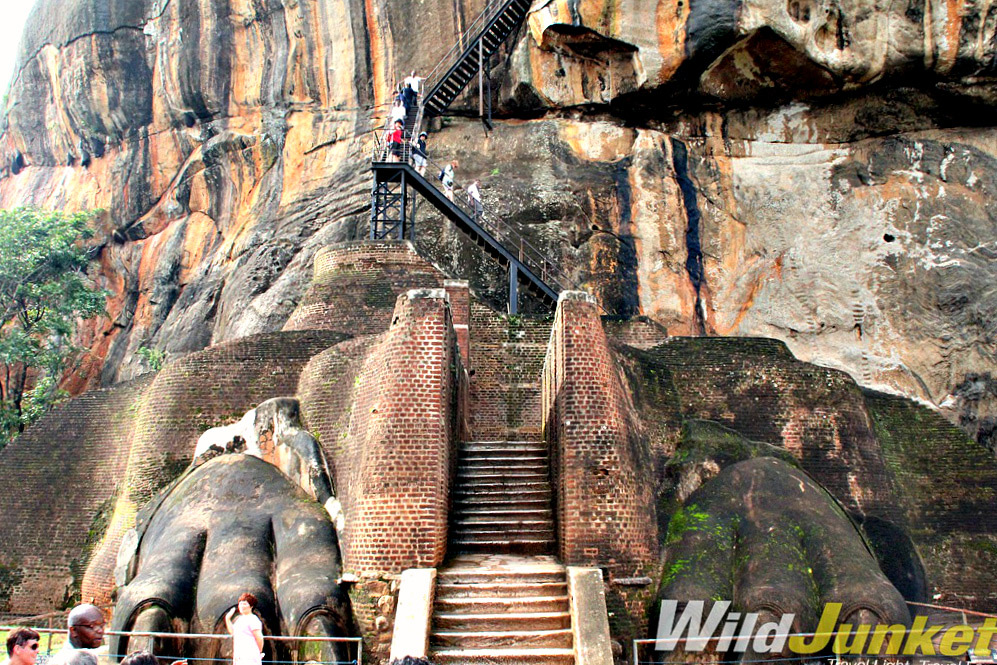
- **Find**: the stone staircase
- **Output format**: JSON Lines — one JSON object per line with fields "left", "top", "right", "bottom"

{"left": 451, "top": 439, "right": 555, "bottom": 553}
{"left": 431, "top": 554, "right": 574, "bottom": 665}
{"left": 429, "top": 307, "right": 573, "bottom": 665}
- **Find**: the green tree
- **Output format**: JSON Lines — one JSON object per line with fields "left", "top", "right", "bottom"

{"left": 0, "top": 207, "right": 105, "bottom": 444}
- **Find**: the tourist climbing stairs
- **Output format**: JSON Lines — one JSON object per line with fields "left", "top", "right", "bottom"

{"left": 431, "top": 555, "right": 574, "bottom": 665}
{"left": 369, "top": 0, "right": 584, "bottom": 313}
{"left": 421, "top": 0, "right": 533, "bottom": 117}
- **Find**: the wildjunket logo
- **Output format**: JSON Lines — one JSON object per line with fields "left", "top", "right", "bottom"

{"left": 655, "top": 601, "right": 997, "bottom": 658}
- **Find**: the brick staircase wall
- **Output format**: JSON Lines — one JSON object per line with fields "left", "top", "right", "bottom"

{"left": 298, "top": 290, "right": 469, "bottom": 575}
{"left": 541, "top": 293, "right": 658, "bottom": 575}
{"left": 865, "top": 390, "right": 997, "bottom": 610}
{"left": 283, "top": 241, "right": 444, "bottom": 335}
{"left": 468, "top": 303, "right": 551, "bottom": 440}
{"left": 0, "top": 374, "right": 154, "bottom": 616}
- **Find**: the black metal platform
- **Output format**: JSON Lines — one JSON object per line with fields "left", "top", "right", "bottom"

{"left": 371, "top": 161, "right": 559, "bottom": 312}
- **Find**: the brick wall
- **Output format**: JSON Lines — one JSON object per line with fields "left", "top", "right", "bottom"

{"left": 444, "top": 281, "right": 470, "bottom": 365}
{"left": 865, "top": 390, "right": 997, "bottom": 610}
{"left": 602, "top": 316, "right": 669, "bottom": 350}
{"left": 298, "top": 290, "right": 468, "bottom": 576}
{"left": 0, "top": 374, "right": 153, "bottom": 616}
{"left": 283, "top": 241, "right": 445, "bottom": 335}
{"left": 469, "top": 302, "right": 551, "bottom": 440}
{"left": 625, "top": 337, "right": 906, "bottom": 530}
{"left": 82, "top": 330, "right": 347, "bottom": 606}
{"left": 541, "top": 292, "right": 658, "bottom": 575}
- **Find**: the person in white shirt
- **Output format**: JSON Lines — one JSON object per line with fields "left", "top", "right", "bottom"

{"left": 441, "top": 161, "right": 457, "bottom": 201}
{"left": 49, "top": 605, "right": 104, "bottom": 665}
{"left": 226, "top": 593, "right": 264, "bottom": 665}
{"left": 389, "top": 100, "right": 406, "bottom": 125}
{"left": 466, "top": 179, "right": 483, "bottom": 221}
{"left": 403, "top": 71, "right": 422, "bottom": 94}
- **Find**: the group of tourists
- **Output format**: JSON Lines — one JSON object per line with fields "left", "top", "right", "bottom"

{"left": 381, "top": 74, "right": 486, "bottom": 221}
{"left": 3, "top": 604, "right": 107, "bottom": 665}
{"left": 1, "top": 595, "right": 262, "bottom": 665}
{"left": 385, "top": 72, "right": 426, "bottom": 166}
{"left": 3, "top": 599, "right": 437, "bottom": 665}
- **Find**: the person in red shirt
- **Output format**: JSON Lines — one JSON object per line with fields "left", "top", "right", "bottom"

{"left": 388, "top": 119, "right": 404, "bottom": 162}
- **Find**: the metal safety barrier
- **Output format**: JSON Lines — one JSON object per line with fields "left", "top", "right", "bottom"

{"left": 0, "top": 626, "right": 362, "bottom": 665}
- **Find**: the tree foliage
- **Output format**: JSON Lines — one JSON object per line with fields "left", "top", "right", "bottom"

{"left": 0, "top": 207, "right": 105, "bottom": 445}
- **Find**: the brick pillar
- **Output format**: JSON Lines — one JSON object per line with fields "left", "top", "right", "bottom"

{"left": 340, "top": 289, "right": 461, "bottom": 574}
{"left": 444, "top": 280, "right": 471, "bottom": 368}
{"left": 542, "top": 291, "right": 657, "bottom": 574}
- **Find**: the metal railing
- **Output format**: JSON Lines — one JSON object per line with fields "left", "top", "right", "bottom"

{"left": 420, "top": 0, "right": 519, "bottom": 110}
{"left": 370, "top": 128, "right": 585, "bottom": 299}
{"left": 365, "top": 0, "right": 608, "bottom": 311}
{"left": 0, "top": 626, "right": 362, "bottom": 665}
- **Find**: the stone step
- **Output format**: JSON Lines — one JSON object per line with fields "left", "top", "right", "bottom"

{"left": 436, "top": 582, "right": 567, "bottom": 599}
{"left": 454, "top": 481, "right": 551, "bottom": 493}
{"left": 453, "top": 539, "right": 556, "bottom": 554}
{"left": 454, "top": 496, "right": 551, "bottom": 509}
{"left": 432, "top": 647, "right": 574, "bottom": 665}
{"left": 433, "top": 611, "right": 572, "bottom": 631}
{"left": 435, "top": 595, "right": 569, "bottom": 614}
{"left": 457, "top": 471, "right": 550, "bottom": 482}
{"left": 467, "top": 432, "right": 544, "bottom": 442}
{"left": 452, "top": 518, "right": 553, "bottom": 529}
{"left": 453, "top": 524, "right": 553, "bottom": 535}
{"left": 431, "top": 628, "right": 573, "bottom": 649}
{"left": 460, "top": 441, "right": 547, "bottom": 456}
{"left": 454, "top": 533, "right": 556, "bottom": 545}
{"left": 437, "top": 568, "right": 565, "bottom": 585}
{"left": 454, "top": 508, "right": 553, "bottom": 519}
{"left": 453, "top": 487, "right": 551, "bottom": 499}
{"left": 452, "top": 532, "right": 555, "bottom": 543}
{"left": 461, "top": 441, "right": 545, "bottom": 449}
{"left": 459, "top": 455, "right": 549, "bottom": 465}
{"left": 453, "top": 526, "right": 554, "bottom": 536}
{"left": 457, "top": 464, "right": 549, "bottom": 482}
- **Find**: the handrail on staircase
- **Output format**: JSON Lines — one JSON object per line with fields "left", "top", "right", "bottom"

{"left": 370, "top": 129, "right": 583, "bottom": 299}
{"left": 366, "top": 0, "right": 616, "bottom": 313}
{"left": 421, "top": 0, "right": 521, "bottom": 109}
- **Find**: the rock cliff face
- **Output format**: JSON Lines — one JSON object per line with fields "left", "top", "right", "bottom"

{"left": 1, "top": 0, "right": 995, "bottom": 445}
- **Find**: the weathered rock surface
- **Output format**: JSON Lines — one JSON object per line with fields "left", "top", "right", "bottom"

{"left": 1, "top": 0, "right": 995, "bottom": 445}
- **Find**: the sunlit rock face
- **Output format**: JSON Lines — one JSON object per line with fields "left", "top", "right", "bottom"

{"left": 1, "top": 0, "right": 995, "bottom": 446}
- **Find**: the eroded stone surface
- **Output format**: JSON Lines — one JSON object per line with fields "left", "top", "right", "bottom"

{"left": 1, "top": 0, "right": 995, "bottom": 445}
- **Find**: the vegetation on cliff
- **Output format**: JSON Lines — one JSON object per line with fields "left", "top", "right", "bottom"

{"left": 0, "top": 207, "right": 104, "bottom": 444}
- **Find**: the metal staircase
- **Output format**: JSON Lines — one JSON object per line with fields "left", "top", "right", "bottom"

{"left": 368, "top": 0, "right": 582, "bottom": 313}
{"left": 422, "top": 0, "right": 533, "bottom": 117}
{"left": 370, "top": 159, "right": 561, "bottom": 310}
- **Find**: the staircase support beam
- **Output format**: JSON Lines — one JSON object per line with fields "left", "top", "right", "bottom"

{"left": 371, "top": 162, "right": 559, "bottom": 307}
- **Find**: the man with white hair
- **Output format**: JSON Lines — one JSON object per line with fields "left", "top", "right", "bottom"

{"left": 49, "top": 604, "right": 104, "bottom": 665}
{"left": 403, "top": 71, "right": 422, "bottom": 94}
